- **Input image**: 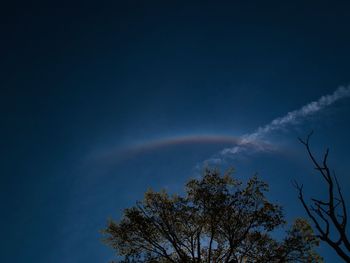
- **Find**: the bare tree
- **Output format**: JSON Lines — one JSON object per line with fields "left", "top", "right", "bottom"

{"left": 294, "top": 131, "right": 350, "bottom": 262}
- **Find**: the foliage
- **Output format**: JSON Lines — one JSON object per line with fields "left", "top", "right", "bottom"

{"left": 103, "top": 168, "right": 321, "bottom": 262}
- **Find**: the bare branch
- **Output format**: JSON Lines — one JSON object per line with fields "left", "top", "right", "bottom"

{"left": 296, "top": 134, "right": 350, "bottom": 261}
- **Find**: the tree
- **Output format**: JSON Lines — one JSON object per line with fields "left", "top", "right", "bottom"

{"left": 103, "top": 168, "right": 321, "bottom": 262}
{"left": 294, "top": 132, "right": 350, "bottom": 262}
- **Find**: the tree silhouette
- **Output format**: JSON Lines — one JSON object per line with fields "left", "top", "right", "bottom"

{"left": 294, "top": 132, "right": 350, "bottom": 262}
{"left": 103, "top": 169, "right": 321, "bottom": 262}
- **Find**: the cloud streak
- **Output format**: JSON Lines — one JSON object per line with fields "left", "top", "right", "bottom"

{"left": 215, "top": 85, "right": 350, "bottom": 161}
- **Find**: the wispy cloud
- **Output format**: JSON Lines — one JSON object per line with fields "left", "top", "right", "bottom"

{"left": 207, "top": 85, "right": 350, "bottom": 164}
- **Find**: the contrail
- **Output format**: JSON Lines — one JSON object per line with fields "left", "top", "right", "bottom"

{"left": 210, "top": 85, "right": 350, "bottom": 162}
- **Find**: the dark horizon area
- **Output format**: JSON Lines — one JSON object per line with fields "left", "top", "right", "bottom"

{"left": 1, "top": 1, "right": 350, "bottom": 262}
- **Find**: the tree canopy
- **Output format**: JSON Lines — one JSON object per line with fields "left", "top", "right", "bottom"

{"left": 103, "top": 169, "right": 321, "bottom": 262}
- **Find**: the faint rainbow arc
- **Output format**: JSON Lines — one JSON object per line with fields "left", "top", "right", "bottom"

{"left": 98, "top": 134, "right": 243, "bottom": 162}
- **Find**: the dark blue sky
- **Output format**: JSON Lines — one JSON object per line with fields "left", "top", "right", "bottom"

{"left": 1, "top": 1, "right": 350, "bottom": 262}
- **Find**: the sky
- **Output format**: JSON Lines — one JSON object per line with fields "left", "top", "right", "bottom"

{"left": 1, "top": 1, "right": 350, "bottom": 262}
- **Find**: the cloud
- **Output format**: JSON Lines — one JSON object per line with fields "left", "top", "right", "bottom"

{"left": 209, "top": 85, "right": 350, "bottom": 163}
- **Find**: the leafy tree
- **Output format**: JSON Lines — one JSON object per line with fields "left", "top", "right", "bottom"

{"left": 294, "top": 132, "right": 350, "bottom": 262}
{"left": 103, "top": 169, "right": 321, "bottom": 262}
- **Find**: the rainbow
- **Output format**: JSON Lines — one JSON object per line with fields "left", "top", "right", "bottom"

{"left": 95, "top": 134, "right": 243, "bottom": 162}
{"left": 125, "top": 134, "right": 242, "bottom": 153}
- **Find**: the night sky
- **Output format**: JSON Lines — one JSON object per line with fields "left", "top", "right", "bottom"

{"left": 2, "top": 1, "right": 350, "bottom": 262}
